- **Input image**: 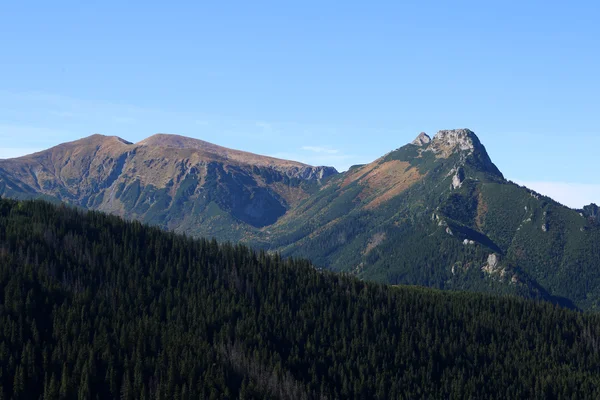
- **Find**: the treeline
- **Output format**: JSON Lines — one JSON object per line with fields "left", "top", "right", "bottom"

{"left": 0, "top": 199, "right": 600, "bottom": 399}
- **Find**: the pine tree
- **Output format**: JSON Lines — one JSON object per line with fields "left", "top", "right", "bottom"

{"left": 13, "top": 365, "right": 24, "bottom": 398}
{"left": 120, "top": 370, "right": 131, "bottom": 400}
{"left": 59, "top": 364, "right": 69, "bottom": 400}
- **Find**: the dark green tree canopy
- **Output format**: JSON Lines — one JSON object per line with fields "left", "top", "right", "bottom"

{"left": 0, "top": 198, "right": 599, "bottom": 399}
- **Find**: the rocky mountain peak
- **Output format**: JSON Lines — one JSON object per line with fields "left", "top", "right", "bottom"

{"left": 423, "top": 129, "right": 504, "bottom": 180}
{"left": 428, "top": 129, "right": 480, "bottom": 157}
{"left": 412, "top": 132, "right": 431, "bottom": 146}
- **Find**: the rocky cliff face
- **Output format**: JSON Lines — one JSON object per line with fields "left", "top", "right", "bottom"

{"left": 411, "top": 132, "right": 431, "bottom": 146}
{"left": 427, "top": 129, "right": 478, "bottom": 156}
{"left": 285, "top": 165, "right": 338, "bottom": 180}
{"left": 423, "top": 129, "right": 504, "bottom": 179}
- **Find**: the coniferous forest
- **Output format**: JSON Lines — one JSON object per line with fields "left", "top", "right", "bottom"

{"left": 1, "top": 198, "right": 600, "bottom": 399}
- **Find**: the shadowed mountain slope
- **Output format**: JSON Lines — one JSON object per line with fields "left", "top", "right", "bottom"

{"left": 1, "top": 198, "right": 600, "bottom": 399}
{"left": 1, "top": 129, "right": 599, "bottom": 310}
{"left": 250, "top": 129, "right": 600, "bottom": 310}
{"left": 0, "top": 133, "right": 337, "bottom": 239}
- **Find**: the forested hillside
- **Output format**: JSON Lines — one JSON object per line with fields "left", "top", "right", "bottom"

{"left": 252, "top": 130, "right": 600, "bottom": 311}
{"left": 1, "top": 199, "right": 600, "bottom": 399}
{"left": 3, "top": 130, "right": 600, "bottom": 311}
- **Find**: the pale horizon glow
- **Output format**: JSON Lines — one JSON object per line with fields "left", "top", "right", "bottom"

{"left": 0, "top": 147, "right": 44, "bottom": 160}
{"left": 516, "top": 181, "right": 600, "bottom": 209}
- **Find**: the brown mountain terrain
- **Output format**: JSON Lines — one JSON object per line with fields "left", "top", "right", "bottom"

{"left": 2, "top": 129, "right": 600, "bottom": 311}
{"left": 0, "top": 133, "right": 337, "bottom": 239}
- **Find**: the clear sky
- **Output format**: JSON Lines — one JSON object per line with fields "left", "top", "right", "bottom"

{"left": 1, "top": 1, "right": 599, "bottom": 208}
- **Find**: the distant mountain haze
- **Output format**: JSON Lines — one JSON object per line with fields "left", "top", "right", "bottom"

{"left": 1, "top": 129, "right": 599, "bottom": 310}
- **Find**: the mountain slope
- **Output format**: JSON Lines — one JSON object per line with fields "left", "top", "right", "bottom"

{"left": 0, "top": 133, "right": 337, "bottom": 240}
{"left": 251, "top": 129, "right": 600, "bottom": 310}
{"left": 253, "top": 129, "right": 508, "bottom": 273}
{"left": 2, "top": 198, "right": 600, "bottom": 399}
{"left": 1, "top": 130, "right": 599, "bottom": 310}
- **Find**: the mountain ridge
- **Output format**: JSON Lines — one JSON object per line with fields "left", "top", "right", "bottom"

{"left": 0, "top": 133, "right": 338, "bottom": 235}
{"left": 246, "top": 129, "right": 600, "bottom": 310}
{"left": 1, "top": 129, "right": 600, "bottom": 310}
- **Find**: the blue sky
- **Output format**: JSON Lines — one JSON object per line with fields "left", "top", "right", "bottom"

{"left": 1, "top": 1, "right": 599, "bottom": 207}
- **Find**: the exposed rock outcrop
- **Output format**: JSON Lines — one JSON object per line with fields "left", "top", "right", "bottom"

{"left": 429, "top": 129, "right": 477, "bottom": 156}
{"left": 452, "top": 167, "right": 465, "bottom": 189}
{"left": 480, "top": 253, "right": 518, "bottom": 285}
{"left": 412, "top": 132, "right": 431, "bottom": 146}
{"left": 542, "top": 223, "right": 548, "bottom": 232}
{"left": 487, "top": 253, "right": 499, "bottom": 269}
{"left": 482, "top": 253, "right": 503, "bottom": 276}
{"left": 481, "top": 253, "right": 520, "bottom": 285}
{"left": 290, "top": 166, "right": 338, "bottom": 180}
{"left": 426, "top": 129, "right": 504, "bottom": 179}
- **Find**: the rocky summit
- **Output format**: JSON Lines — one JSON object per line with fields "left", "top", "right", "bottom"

{"left": 411, "top": 132, "right": 431, "bottom": 146}
{"left": 428, "top": 129, "right": 478, "bottom": 156}
{"left": 1, "top": 129, "right": 599, "bottom": 310}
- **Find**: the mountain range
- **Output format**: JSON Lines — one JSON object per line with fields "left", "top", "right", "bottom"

{"left": 1, "top": 129, "right": 599, "bottom": 310}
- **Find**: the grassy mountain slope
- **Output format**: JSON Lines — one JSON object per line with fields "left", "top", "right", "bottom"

{"left": 252, "top": 130, "right": 600, "bottom": 310}
{"left": 1, "top": 130, "right": 599, "bottom": 310}
{"left": 1, "top": 198, "right": 600, "bottom": 399}
{"left": 0, "top": 134, "right": 337, "bottom": 241}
